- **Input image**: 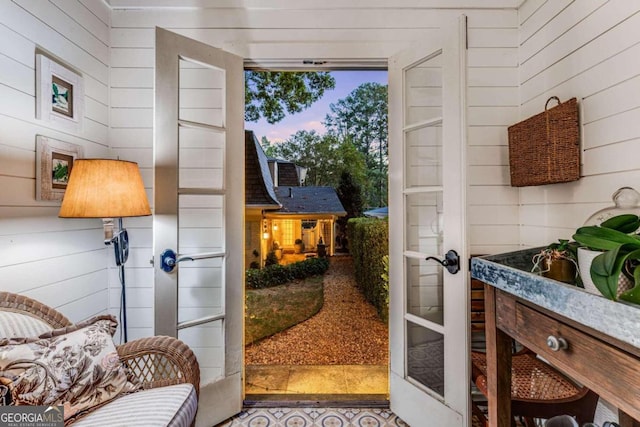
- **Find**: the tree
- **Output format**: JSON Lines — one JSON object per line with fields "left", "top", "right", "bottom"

{"left": 324, "top": 82, "right": 388, "bottom": 208}
{"left": 336, "top": 170, "right": 365, "bottom": 235}
{"left": 266, "top": 130, "right": 367, "bottom": 189}
{"left": 245, "top": 71, "right": 336, "bottom": 124}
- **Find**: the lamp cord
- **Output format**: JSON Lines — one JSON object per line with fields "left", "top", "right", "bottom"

{"left": 119, "top": 263, "right": 128, "bottom": 343}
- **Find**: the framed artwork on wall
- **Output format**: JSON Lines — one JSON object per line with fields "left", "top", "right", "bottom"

{"left": 36, "top": 135, "right": 84, "bottom": 201}
{"left": 36, "top": 54, "right": 84, "bottom": 131}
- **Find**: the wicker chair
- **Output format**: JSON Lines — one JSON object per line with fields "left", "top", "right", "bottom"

{"left": 0, "top": 291, "right": 200, "bottom": 426}
{"left": 470, "top": 280, "right": 598, "bottom": 427}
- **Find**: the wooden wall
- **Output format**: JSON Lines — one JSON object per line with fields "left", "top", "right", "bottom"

{"left": 517, "top": 0, "right": 640, "bottom": 245}
{"left": 0, "top": 0, "right": 112, "bottom": 322}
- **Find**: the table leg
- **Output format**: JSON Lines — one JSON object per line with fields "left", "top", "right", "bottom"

{"left": 485, "top": 285, "right": 512, "bottom": 427}
{"left": 619, "top": 410, "right": 640, "bottom": 427}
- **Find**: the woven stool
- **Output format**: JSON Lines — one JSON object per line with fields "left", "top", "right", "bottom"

{"left": 471, "top": 349, "right": 598, "bottom": 427}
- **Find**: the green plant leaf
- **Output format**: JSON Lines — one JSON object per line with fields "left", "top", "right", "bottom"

{"left": 592, "top": 247, "right": 620, "bottom": 276}
{"left": 573, "top": 226, "right": 640, "bottom": 250}
{"left": 600, "top": 214, "right": 640, "bottom": 233}
{"left": 590, "top": 268, "right": 618, "bottom": 300}
{"left": 588, "top": 245, "right": 640, "bottom": 301}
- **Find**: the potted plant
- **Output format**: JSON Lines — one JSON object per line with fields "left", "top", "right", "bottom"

{"left": 532, "top": 239, "right": 578, "bottom": 284}
{"left": 294, "top": 238, "right": 305, "bottom": 254}
{"left": 573, "top": 214, "right": 640, "bottom": 303}
{"left": 272, "top": 241, "right": 282, "bottom": 260}
{"left": 317, "top": 236, "right": 326, "bottom": 258}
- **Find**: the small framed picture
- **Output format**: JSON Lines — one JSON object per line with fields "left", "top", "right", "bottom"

{"left": 36, "top": 135, "right": 84, "bottom": 201}
{"left": 36, "top": 54, "right": 84, "bottom": 131}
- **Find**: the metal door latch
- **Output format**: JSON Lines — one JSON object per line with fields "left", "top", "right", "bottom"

{"left": 425, "top": 249, "right": 461, "bottom": 274}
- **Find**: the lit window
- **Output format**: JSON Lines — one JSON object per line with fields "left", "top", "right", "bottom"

{"left": 282, "top": 220, "right": 294, "bottom": 246}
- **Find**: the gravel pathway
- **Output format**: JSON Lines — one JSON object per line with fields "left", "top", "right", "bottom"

{"left": 245, "top": 256, "right": 389, "bottom": 365}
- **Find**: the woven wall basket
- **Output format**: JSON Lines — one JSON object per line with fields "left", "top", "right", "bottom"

{"left": 508, "top": 96, "right": 580, "bottom": 187}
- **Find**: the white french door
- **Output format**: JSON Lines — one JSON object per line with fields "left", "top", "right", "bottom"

{"left": 153, "top": 28, "right": 244, "bottom": 426}
{"left": 388, "top": 16, "right": 469, "bottom": 427}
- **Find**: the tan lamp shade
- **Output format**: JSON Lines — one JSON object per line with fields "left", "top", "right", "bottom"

{"left": 59, "top": 159, "right": 151, "bottom": 218}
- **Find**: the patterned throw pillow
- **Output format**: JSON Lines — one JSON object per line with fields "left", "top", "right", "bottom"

{"left": 0, "top": 315, "right": 138, "bottom": 420}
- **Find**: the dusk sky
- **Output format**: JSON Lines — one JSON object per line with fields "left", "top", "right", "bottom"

{"left": 245, "top": 70, "right": 388, "bottom": 144}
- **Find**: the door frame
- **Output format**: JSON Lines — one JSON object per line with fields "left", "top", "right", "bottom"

{"left": 152, "top": 23, "right": 469, "bottom": 422}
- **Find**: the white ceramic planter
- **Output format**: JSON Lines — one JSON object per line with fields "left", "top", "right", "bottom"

{"left": 577, "top": 247, "right": 602, "bottom": 295}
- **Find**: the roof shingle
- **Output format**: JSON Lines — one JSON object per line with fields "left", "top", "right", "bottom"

{"left": 245, "top": 131, "right": 281, "bottom": 208}
{"left": 274, "top": 186, "right": 346, "bottom": 215}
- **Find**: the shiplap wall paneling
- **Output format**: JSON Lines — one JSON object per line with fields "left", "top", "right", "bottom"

{"left": 467, "top": 12, "right": 520, "bottom": 255}
{"left": 517, "top": 0, "right": 640, "bottom": 247}
{"left": 0, "top": 0, "right": 111, "bottom": 322}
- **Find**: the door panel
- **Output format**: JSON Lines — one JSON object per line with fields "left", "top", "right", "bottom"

{"left": 179, "top": 59, "right": 224, "bottom": 127}
{"left": 407, "top": 325, "right": 445, "bottom": 395}
{"left": 154, "top": 27, "right": 244, "bottom": 426}
{"left": 405, "top": 51, "right": 443, "bottom": 125}
{"left": 405, "top": 124, "right": 443, "bottom": 188}
{"left": 389, "top": 15, "right": 469, "bottom": 427}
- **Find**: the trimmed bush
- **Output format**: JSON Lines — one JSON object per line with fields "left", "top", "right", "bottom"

{"left": 264, "top": 250, "right": 278, "bottom": 267}
{"left": 246, "top": 257, "right": 330, "bottom": 289}
{"left": 347, "top": 217, "right": 389, "bottom": 321}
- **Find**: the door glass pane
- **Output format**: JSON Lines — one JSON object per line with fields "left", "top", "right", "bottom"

{"left": 405, "top": 192, "right": 443, "bottom": 253}
{"left": 405, "top": 123, "right": 442, "bottom": 188}
{"left": 178, "top": 322, "right": 224, "bottom": 384}
{"left": 404, "top": 52, "right": 442, "bottom": 126}
{"left": 178, "top": 125, "right": 225, "bottom": 189}
{"left": 178, "top": 194, "right": 224, "bottom": 323}
{"left": 179, "top": 59, "right": 224, "bottom": 127}
{"left": 406, "top": 257, "right": 443, "bottom": 325}
{"left": 407, "top": 323, "right": 444, "bottom": 397}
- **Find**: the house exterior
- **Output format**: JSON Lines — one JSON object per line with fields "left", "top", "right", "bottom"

{"left": 1, "top": 1, "right": 639, "bottom": 424}
{"left": 245, "top": 131, "right": 345, "bottom": 268}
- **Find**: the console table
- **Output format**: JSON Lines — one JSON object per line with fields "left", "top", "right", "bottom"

{"left": 471, "top": 250, "right": 640, "bottom": 427}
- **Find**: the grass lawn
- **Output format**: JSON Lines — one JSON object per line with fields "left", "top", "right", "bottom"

{"left": 245, "top": 275, "right": 324, "bottom": 345}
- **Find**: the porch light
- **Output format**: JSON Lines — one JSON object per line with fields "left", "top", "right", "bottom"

{"left": 59, "top": 159, "right": 151, "bottom": 342}
{"left": 263, "top": 232, "right": 270, "bottom": 239}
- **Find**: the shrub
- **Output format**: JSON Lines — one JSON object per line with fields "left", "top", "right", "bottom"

{"left": 265, "top": 250, "right": 278, "bottom": 267}
{"left": 246, "top": 257, "right": 330, "bottom": 289}
{"left": 347, "top": 217, "right": 389, "bottom": 321}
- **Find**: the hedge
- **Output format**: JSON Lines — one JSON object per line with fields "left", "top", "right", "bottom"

{"left": 347, "top": 217, "right": 389, "bottom": 321}
{"left": 246, "top": 257, "right": 330, "bottom": 289}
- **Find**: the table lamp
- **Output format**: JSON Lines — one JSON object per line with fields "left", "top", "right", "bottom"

{"left": 59, "top": 159, "right": 151, "bottom": 342}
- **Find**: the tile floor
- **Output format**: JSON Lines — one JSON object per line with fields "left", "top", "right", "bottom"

{"left": 215, "top": 407, "right": 408, "bottom": 427}
{"left": 245, "top": 365, "right": 389, "bottom": 395}
{"left": 236, "top": 365, "right": 393, "bottom": 425}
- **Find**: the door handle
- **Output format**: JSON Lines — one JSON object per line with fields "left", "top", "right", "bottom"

{"left": 160, "top": 249, "right": 225, "bottom": 273}
{"left": 425, "top": 249, "right": 460, "bottom": 274}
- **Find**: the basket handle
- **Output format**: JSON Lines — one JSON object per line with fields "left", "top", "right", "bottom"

{"left": 545, "top": 96, "right": 561, "bottom": 111}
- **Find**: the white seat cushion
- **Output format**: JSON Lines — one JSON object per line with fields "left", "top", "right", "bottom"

{"left": 0, "top": 311, "right": 52, "bottom": 338}
{"left": 72, "top": 384, "right": 197, "bottom": 427}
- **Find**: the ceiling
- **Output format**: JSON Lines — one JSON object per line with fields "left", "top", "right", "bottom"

{"left": 106, "top": 0, "right": 525, "bottom": 10}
